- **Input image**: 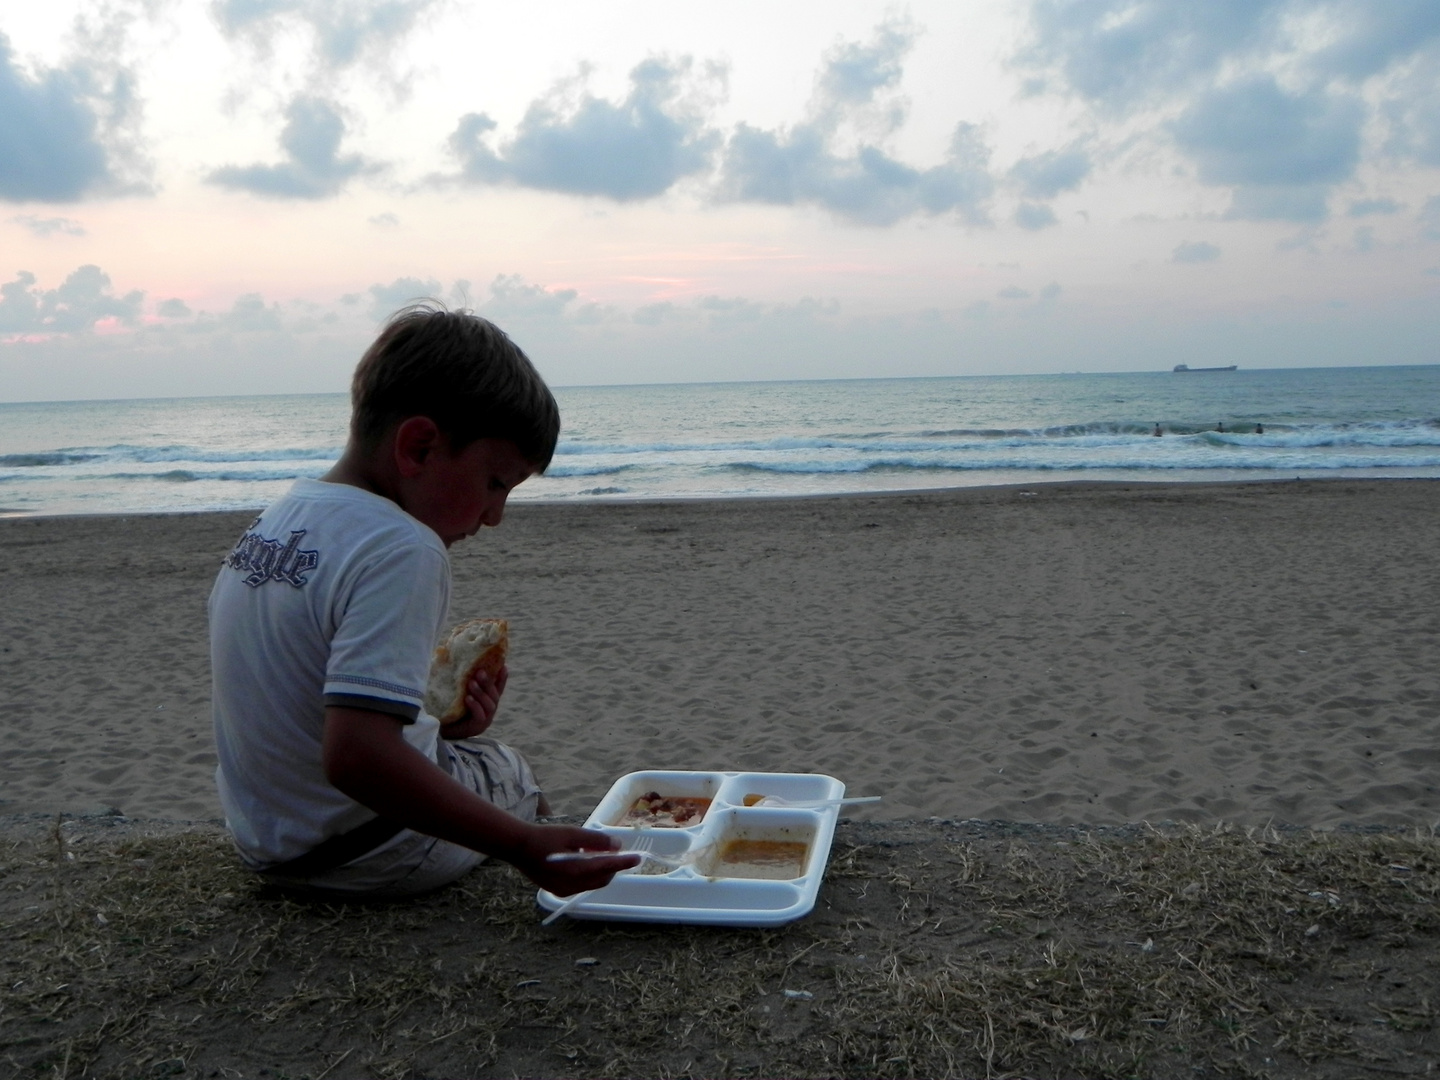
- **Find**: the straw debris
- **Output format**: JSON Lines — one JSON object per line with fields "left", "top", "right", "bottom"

{"left": 1, "top": 814, "right": 1436, "bottom": 1078}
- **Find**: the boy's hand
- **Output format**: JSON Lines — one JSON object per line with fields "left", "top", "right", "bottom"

{"left": 325, "top": 706, "right": 637, "bottom": 896}
{"left": 441, "top": 664, "right": 508, "bottom": 740}
{"left": 513, "top": 825, "right": 642, "bottom": 896}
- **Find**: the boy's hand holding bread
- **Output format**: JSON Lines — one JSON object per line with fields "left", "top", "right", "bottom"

{"left": 426, "top": 618, "right": 510, "bottom": 739}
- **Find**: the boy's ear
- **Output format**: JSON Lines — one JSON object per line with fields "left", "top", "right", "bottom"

{"left": 392, "top": 416, "right": 445, "bottom": 478}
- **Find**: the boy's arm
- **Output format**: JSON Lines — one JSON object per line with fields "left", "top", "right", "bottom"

{"left": 322, "top": 705, "right": 635, "bottom": 895}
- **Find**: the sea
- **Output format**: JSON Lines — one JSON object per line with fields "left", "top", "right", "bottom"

{"left": 2, "top": 365, "right": 1439, "bottom": 517}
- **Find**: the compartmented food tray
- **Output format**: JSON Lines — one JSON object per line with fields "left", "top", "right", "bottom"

{"left": 536, "top": 770, "right": 847, "bottom": 926}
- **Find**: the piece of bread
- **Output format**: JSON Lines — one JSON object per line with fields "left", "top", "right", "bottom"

{"left": 424, "top": 618, "right": 509, "bottom": 724}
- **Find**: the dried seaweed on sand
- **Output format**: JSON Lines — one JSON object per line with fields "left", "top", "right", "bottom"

{"left": 2, "top": 814, "right": 1436, "bottom": 1079}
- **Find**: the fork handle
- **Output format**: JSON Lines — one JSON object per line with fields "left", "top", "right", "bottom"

{"left": 541, "top": 889, "right": 592, "bottom": 925}
{"left": 760, "top": 796, "right": 882, "bottom": 808}
{"left": 546, "top": 849, "right": 654, "bottom": 864}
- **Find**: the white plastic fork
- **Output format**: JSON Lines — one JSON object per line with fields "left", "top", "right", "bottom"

{"left": 747, "top": 795, "right": 882, "bottom": 809}
{"left": 541, "top": 833, "right": 669, "bottom": 925}
{"left": 545, "top": 831, "right": 663, "bottom": 864}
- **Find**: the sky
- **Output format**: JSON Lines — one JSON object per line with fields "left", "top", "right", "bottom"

{"left": 1, "top": 0, "right": 1439, "bottom": 401}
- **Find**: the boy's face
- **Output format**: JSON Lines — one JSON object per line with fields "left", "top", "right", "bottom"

{"left": 408, "top": 435, "right": 535, "bottom": 547}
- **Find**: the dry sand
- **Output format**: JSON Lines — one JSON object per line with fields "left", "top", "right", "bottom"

{"left": 2, "top": 478, "right": 1438, "bottom": 829}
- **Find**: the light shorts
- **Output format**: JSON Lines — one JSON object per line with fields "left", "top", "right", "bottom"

{"left": 261, "top": 736, "right": 544, "bottom": 898}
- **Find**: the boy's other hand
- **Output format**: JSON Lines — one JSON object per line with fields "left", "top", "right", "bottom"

{"left": 441, "top": 664, "right": 508, "bottom": 740}
{"left": 515, "top": 825, "right": 642, "bottom": 896}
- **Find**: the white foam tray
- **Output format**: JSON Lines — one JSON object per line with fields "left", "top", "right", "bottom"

{"left": 536, "top": 770, "right": 845, "bottom": 926}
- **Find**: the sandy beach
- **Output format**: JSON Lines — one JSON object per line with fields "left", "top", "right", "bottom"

{"left": 2, "top": 478, "right": 1437, "bottom": 829}
{"left": 5, "top": 478, "right": 1440, "bottom": 1079}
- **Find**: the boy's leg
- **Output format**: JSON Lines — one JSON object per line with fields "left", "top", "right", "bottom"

{"left": 441, "top": 736, "right": 546, "bottom": 822}
{"left": 261, "top": 737, "right": 546, "bottom": 898}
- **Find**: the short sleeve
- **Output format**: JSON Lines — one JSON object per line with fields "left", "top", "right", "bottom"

{"left": 323, "top": 540, "right": 449, "bottom": 720}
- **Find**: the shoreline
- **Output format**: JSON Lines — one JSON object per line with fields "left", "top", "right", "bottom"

{"left": 3, "top": 477, "right": 1438, "bottom": 830}
{"left": 4, "top": 470, "right": 1439, "bottom": 523}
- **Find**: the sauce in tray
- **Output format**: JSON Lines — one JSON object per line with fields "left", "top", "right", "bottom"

{"left": 713, "top": 838, "right": 809, "bottom": 879}
{"left": 620, "top": 792, "right": 712, "bottom": 827}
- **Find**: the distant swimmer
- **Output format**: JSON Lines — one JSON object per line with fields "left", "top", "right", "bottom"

{"left": 1255, "top": 423, "right": 1265, "bottom": 434}
{"left": 1153, "top": 423, "right": 1163, "bottom": 437}
{"left": 1216, "top": 421, "right": 1225, "bottom": 432}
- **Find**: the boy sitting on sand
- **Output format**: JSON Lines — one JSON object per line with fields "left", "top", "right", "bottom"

{"left": 209, "top": 304, "right": 636, "bottom": 898}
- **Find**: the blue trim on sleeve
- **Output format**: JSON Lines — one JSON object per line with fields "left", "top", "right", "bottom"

{"left": 328, "top": 674, "right": 424, "bottom": 701}
{"left": 323, "top": 693, "right": 421, "bottom": 722}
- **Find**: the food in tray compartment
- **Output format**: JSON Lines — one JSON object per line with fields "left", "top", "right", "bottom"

{"left": 712, "top": 839, "right": 810, "bottom": 879}
{"left": 620, "top": 792, "right": 712, "bottom": 827}
{"left": 742, "top": 793, "right": 766, "bottom": 806}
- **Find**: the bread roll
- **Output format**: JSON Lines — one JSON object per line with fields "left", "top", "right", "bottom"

{"left": 424, "top": 618, "right": 509, "bottom": 724}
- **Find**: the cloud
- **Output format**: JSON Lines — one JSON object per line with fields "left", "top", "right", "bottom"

{"left": 449, "top": 58, "right": 721, "bottom": 201}
{"left": 208, "top": 95, "right": 376, "bottom": 198}
{"left": 1173, "top": 77, "right": 1363, "bottom": 187}
{"left": 1171, "top": 76, "right": 1363, "bottom": 220}
{"left": 1019, "top": 0, "right": 1285, "bottom": 110}
{"left": 211, "top": 0, "right": 439, "bottom": 74}
{"left": 157, "top": 298, "right": 192, "bottom": 318}
{"left": 180, "top": 292, "right": 287, "bottom": 334}
{"left": 716, "top": 23, "right": 993, "bottom": 225}
{"left": 696, "top": 295, "right": 765, "bottom": 326}
{"left": 367, "top": 276, "right": 442, "bottom": 319}
{"left": 1348, "top": 197, "right": 1400, "bottom": 217}
{"left": 222, "top": 293, "right": 283, "bottom": 332}
{"left": 720, "top": 120, "right": 994, "bottom": 226}
{"left": 1422, "top": 195, "right": 1440, "bottom": 241}
{"left": 1017, "top": 1, "right": 1440, "bottom": 222}
{"left": 1014, "top": 202, "right": 1058, "bottom": 230}
{"left": 633, "top": 301, "right": 678, "bottom": 326}
{"left": 998, "top": 285, "right": 1031, "bottom": 299}
{"left": 0, "top": 34, "right": 114, "bottom": 202}
{"left": 443, "top": 19, "right": 994, "bottom": 224}
{"left": 623, "top": 294, "right": 839, "bottom": 333}
{"left": 1172, "top": 240, "right": 1221, "bottom": 263}
{"left": 1009, "top": 144, "right": 1092, "bottom": 198}
{"left": 810, "top": 18, "right": 915, "bottom": 131}
{"left": 1384, "top": 71, "right": 1440, "bottom": 166}
{"left": 10, "top": 214, "right": 86, "bottom": 237}
{"left": 1308, "top": 1, "right": 1440, "bottom": 81}
{"left": 477, "top": 274, "right": 579, "bottom": 324}
{"left": 0, "top": 265, "right": 143, "bottom": 334}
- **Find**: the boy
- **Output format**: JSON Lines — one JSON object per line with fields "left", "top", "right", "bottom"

{"left": 209, "top": 304, "right": 635, "bottom": 898}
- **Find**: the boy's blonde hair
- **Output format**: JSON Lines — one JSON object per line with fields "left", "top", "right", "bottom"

{"left": 351, "top": 302, "right": 560, "bottom": 469}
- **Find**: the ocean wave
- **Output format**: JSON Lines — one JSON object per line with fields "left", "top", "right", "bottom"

{"left": 93, "top": 467, "right": 328, "bottom": 483}
{"left": 554, "top": 419, "right": 1440, "bottom": 459}
{"left": 1200, "top": 425, "right": 1440, "bottom": 449}
{"left": 722, "top": 451, "right": 1440, "bottom": 475}
{"left": 0, "top": 452, "right": 103, "bottom": 467}
{"left": 3, "top": 444, "right": 342, "bottom": 466}
{"left": 542, "top": 463, "right": 635, "bottom": 478}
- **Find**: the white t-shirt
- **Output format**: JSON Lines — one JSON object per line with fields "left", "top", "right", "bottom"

{"left": 209, "top": 478, "right": 450, "bottom": 867}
